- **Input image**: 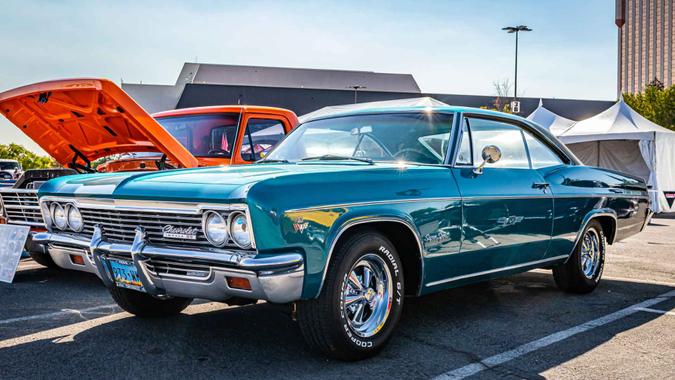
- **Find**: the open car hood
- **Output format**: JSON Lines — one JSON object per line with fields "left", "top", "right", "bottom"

{"left": 0, "top": 78, "right": 199, "bottom": 170}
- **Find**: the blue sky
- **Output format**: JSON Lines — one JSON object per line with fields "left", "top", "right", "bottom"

{"left": 0, "top": 0, "right": 617, "bottom": 154}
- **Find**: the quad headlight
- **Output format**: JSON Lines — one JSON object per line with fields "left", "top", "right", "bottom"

{"left": 203, "top": 211, "right": 229, "bottom": 247}
{"left": 229, "top": 212, "right": 252, "bottom": 249}
{"left": 43, "top": 201, "right": 84, "bottom": 232}
{"left": 50, "top": 203, "right": 67, "bottom": 230}
{"left": 202, "top": 209, "right": 255, "bottom": 249}
{"left": 66, "top": 204, "right": 84, "bottom": 232}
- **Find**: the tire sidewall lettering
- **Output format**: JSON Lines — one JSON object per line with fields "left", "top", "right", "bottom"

{"left": 337, "top": 242, "right": 403, "bottom": 349}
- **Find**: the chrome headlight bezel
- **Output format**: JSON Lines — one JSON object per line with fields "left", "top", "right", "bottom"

{"left": 66, "top": 204, "right": 84, "bottom": 232}
{"left": 50, "top": 203, "right": 67, "bottom": 230}
{"left": 229, "top": 211, "right": 253, "bottom": 249}
{"left": 202, "top": 210, "right": 229, "bottom": 247}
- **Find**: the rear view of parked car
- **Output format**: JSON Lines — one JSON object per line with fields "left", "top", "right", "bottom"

{"left": 34, "top": 105, "right": 651, "bottom": 360}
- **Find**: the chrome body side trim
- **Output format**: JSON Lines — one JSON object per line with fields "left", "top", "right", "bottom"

{"left": 286, "top": 197, "right": 461, "bottom": 213}
{"left": 317, "top": 216, "right": 425, "bottom": 297}
{"left": 286, "top": 193, "right": 648, "bottom": 214}
{"left": 425, "top": 254, "right": 569, "bottom": 287}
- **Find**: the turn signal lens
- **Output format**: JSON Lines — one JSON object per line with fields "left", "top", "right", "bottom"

{"left": 70, "top": 255, "right": 85, "bottom": 266}
{"left": 226, "top": 276, "right": 252, "bottom": 290}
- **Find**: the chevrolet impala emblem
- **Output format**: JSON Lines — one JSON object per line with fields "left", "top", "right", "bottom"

{"left": 162, "top": 225, "right": 198, "bottom": 240}
{"left": 292, "top": 217, "right": 309, "bottom": 233}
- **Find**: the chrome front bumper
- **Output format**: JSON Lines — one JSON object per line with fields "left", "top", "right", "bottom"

{"left": 32, "top": 227, "right": 305, "bottom": 304}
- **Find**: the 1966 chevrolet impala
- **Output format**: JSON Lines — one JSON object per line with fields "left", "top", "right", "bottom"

{"left": 33, "top": 106, "right": 651, "bottom": 360}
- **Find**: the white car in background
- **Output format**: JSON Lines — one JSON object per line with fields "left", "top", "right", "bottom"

{"left": 0, "top": 159, "right": 22, "bottom": 181}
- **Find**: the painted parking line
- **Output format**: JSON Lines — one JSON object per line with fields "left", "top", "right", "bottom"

{"left": 0, "top": 304, "right": 118, "bottom": 326}
{"left": 433, "top": 289, "right": 675, "bottom": 380}
{"left": 635, "top": 307, "right": 675, "bottom": 317}
{"left": 0, "top": 302, "right": 229, "bottom": 349}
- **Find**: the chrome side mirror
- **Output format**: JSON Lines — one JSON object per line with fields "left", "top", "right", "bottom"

{"left": 473, "top": 145, "right": 502, "bottom": 175}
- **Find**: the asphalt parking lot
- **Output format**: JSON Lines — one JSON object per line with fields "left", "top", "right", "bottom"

{"left": 1, "top": 217, "right": 674, "bottom": 379}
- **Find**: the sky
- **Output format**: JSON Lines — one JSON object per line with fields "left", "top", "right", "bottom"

{"left": 0, "top": 0, "right": 618, "bottom": 155}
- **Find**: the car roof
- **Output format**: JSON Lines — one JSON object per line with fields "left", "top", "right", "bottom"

{"left": 152, "top": 105, "right": 298, "bottom": 121}
{"left": 305, "top": 105, "right": 524, "bottom": 123}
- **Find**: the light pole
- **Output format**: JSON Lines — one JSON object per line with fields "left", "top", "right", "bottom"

{"left": 347, "top": 85, "right": 367, "bottom": 103}
{"left": 502, "top": 25, "right": 532, "bottom": 107}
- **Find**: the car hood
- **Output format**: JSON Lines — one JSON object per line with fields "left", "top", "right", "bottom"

{"left": 38, "top": 163, "right": 397, "bottom": 203}
{"left": 0, "top": 78, "right": 199, "bottom": 169}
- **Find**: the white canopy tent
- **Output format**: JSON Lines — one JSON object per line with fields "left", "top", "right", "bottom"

{"left": 298, "top": 97, "right": 448, "bottom": 123}
{"left": 526, "top": 99, "right": 576, "bottom": 136}
{"left": 558, "top": 99, "right": 675, "bottom": 213}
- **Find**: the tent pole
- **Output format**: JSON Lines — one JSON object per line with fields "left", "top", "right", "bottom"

{"left": 597, "top": 141, "right": 601, "bottom": 166}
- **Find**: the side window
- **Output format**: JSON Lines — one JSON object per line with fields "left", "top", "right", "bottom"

{"left": 466, "top": 118, "right": 529, "bottom": 169}
{"left": 455, "top": 119, "right": 472, "bottom": 165}
{"left": 523, "top": 131, "right": 564, "bottom": 168}
{"left": 241, "top": 119, "right": 287, "bottom": 161}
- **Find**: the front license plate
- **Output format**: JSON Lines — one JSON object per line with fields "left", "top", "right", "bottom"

{"left": 107, "top": 258, "right": 145, "bottom": 292}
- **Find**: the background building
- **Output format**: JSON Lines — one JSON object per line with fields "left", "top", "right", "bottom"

{"left": 616, "top": 0, "right": 674, "bottom": 95}
{"left": 123, "top": 62, "right": 613, "bottom": 121}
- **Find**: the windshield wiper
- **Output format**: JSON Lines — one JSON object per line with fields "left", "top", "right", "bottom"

{"left": 301, "top": 154, "right": 373, "bottom": 164}
{"left": 256, "top": 159, "right": 291, "bottom": 164}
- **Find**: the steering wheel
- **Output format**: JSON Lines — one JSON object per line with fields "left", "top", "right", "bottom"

{"left": 207, "top": 149, "right": 230, "bottom": 156}
{"left": 393, "top": 148, "right": 437, "bottom": 163}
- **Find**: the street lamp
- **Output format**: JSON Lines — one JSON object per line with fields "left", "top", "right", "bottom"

{"left": 502, "top": 25, "right": 532, "bottom": 110}
{"left": 347, "top": 85, "right": 367, "bottom": 103}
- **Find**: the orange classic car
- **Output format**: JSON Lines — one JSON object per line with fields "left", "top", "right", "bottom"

{"left": 0, "top": 78, "right": 298, "bottom": 270}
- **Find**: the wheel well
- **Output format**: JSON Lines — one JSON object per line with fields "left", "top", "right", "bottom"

{"left": 593, "top": 215, "right": 617, "bottom": 244}
{"left": 333, "top": 221, "right": 423, "bottom": 296}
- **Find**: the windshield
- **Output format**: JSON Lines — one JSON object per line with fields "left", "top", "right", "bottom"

{"left": 156, "top": 113, "right": 240, "bottom": 158}
{"left": 264, "top": 112, "right": 454, "bottom": 164}
{"left": 0, "top": 161, "right": 20, "bottom": 170}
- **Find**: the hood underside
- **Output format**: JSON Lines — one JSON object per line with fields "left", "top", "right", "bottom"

{"left": 0, "top": 78, "right": 199, "bottom": 169}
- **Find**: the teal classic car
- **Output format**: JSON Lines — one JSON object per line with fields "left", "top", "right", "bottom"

{"left": 34, "top": 106, "right": 651, "bottom": 360}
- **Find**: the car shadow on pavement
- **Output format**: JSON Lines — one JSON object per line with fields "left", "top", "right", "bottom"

{"left": 0, "top": 271, "right": 673, "bottom": 379}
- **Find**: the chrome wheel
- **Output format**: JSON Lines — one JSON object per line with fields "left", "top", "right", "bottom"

{"left": 341, "top": 253, "right": 393, "bottom": 338}
{"left": 580, "top": 228, "right": 601, "bottom": 279}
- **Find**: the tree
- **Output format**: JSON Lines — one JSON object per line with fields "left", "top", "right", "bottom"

{"left": 483, "top": 79, "right": 513, "bottom": 113}
{"left": 623, "top": 79, "right": 675, "bottom": 131}
{"left": 0, "top": 143, "right": 57, "bottom": 170}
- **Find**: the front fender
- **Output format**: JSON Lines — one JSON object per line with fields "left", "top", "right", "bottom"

{"left": 284, "top": 206, "right": 420, "bottom": 299}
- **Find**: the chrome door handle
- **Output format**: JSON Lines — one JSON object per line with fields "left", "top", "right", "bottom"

{"left": 532, "top": 182, "right": 550, "bottom": 190}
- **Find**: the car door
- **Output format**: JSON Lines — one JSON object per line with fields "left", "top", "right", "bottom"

{"left": 232, "top": 114, "right": 293, "bottom": 164}
{"left": 448, "top": 115, "right": 554, "bottom": 278}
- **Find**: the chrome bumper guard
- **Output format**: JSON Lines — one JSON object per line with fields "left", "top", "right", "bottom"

{"left": 33, "top": 227, "right": 305, "bottom": 304}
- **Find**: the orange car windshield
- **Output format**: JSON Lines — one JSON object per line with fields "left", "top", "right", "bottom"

{"left": 156, "top": 113, "right": 240, "bottom": 158}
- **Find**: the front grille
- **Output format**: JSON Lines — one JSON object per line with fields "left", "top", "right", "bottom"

{"left": 78, "top": 208, "right": 220, "bottom": 247}
{"left": 0, "top": 190, "right": 44, "bottom": 226}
